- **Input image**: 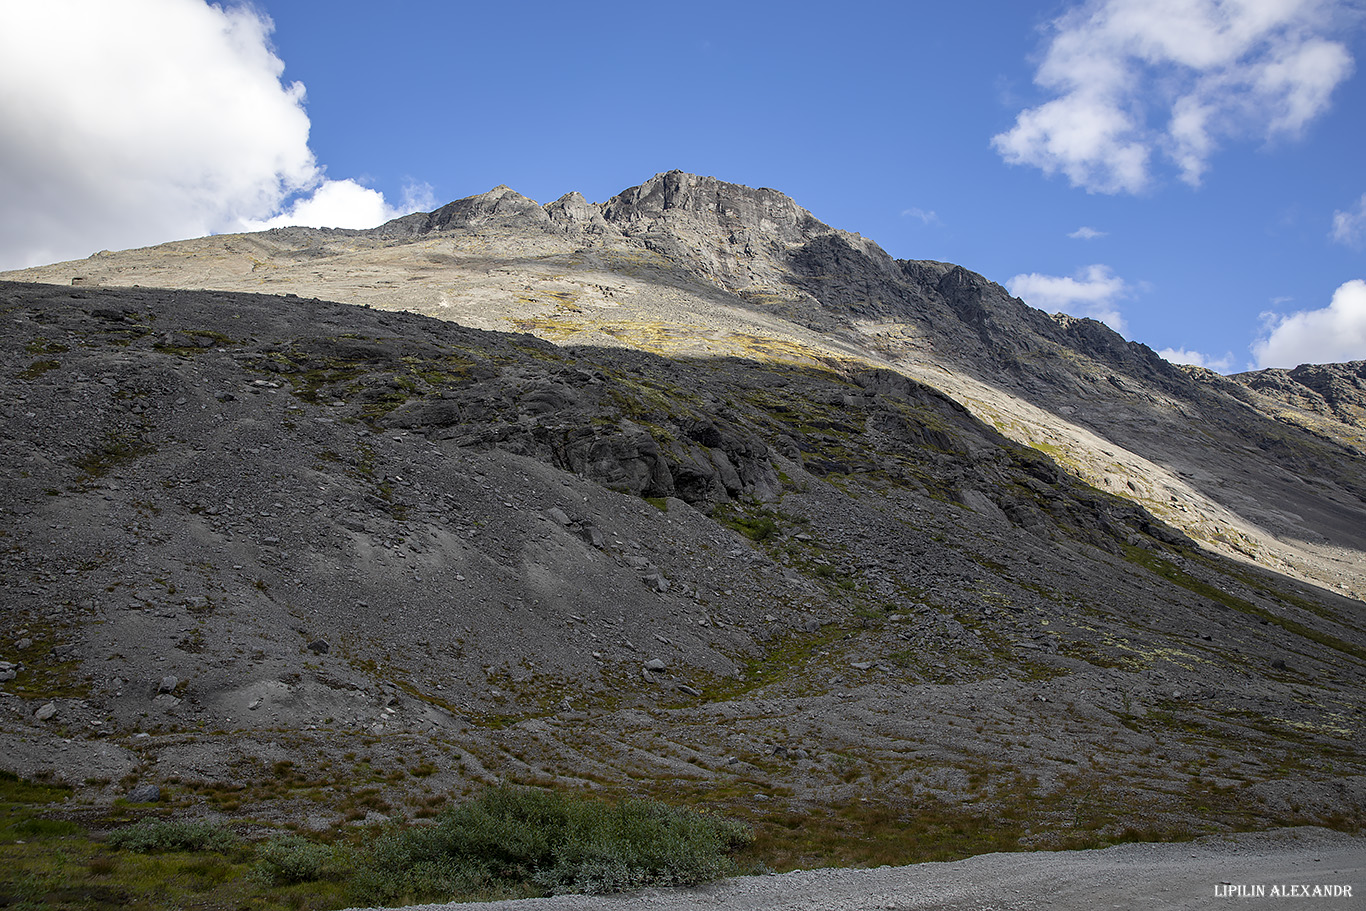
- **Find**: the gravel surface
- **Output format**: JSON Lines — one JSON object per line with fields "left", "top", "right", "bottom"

{"left": 346, "top": 828, "right": 1364, "bottom": 911}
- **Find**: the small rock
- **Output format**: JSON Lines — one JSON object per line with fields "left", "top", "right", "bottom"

{"left": 547, "top": 507, "right": 571, "bottom": 526}
{"left": 677, "top": 684, "right": 702, "bottom": 697}
{"left": 157, "top": 675, "right": 178, "bottom": 694}
{"left": 34, "top": 702, "right": 57, "bottom": 722}
{"left": 307, "top": 640, "right": 330, "bottom": 655}
{"left": 850, "top": 661, "right": 873, "bottom": 670}
{"left": 14, "top": 638, "right": 32, "bottom": 651}
{"left": 127, "top": 784, "right": 161, "bottom": 803}
{"left": 801, "top": 618, "right": 821, "bottom": 633}
{"left": 644, "top": 658, "right": 667, "bottom": 672}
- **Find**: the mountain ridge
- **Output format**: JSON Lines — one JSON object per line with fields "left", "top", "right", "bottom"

{"left": 0, "top": 169, "right": 1363, "bottom": 884}
{"left": 8, "top": 170, "right": 1359, "bottom": 601}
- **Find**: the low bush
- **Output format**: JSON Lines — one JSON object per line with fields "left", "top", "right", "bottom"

{"left": 251, "top": 834, "right": 341, "bottom": 886}
{"left": 106, "top": 817, "right": 237, "bottom": 853}
{"left": 348, "top": 786, "right": 751, "bottom": 905}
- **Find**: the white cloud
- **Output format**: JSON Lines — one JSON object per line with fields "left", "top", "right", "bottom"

{"left": 1253, "top": 279, "right": 1366, "bottom": 367}
{"left": 1006, "top": 264, "right": 1131, "bottom": 332}
{"left": 1331, "top": 193, "right": 1366, "bottom": 247}
{"left": 1069, "top": 226, "right": 1108, "bottom": 239}
{"left": 901, "top": 207, "right": 941, "bottom": 225}
{"left": 243, "top": 178, "right": 435, "bottom": 231}
{"left": 1158, "top": 347, "right": 1235, "bottom": 372}
{"left": 0, "top": 0, "right": 427, "bottom": 270}
{"left": 400, "top": 181, "right": 438, "bottom": 215}
{"left": 993, "top": 0, "right": 1355, "bottom": 194}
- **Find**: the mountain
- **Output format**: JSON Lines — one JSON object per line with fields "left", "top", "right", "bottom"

{"left": 11, "top": 171, "right": 1364, "bottom": 602}
{"left": 1, "top": 172, "right": 1362, "bottom": 874}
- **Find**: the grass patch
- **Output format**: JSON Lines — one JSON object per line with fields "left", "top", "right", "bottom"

{"left": 0, "top": 770, "right": 72, "bottom": 845}
{"left": 713, "top": 502, "right": 782, "bottom": 542}
{"left": 1, "top": 621, "right": 89, "bottom": 701}
{"left": 72, "top": 431, "right": 154, "bottom": 481}
{"left": 741, "top": 797, "right": 1031, "bottom": 871}
{"left": 150, "top": 328, "right": 234, "bottom": 357}
{"left": 17, "top": 359, "right": 60, "bottom": 379}
{"left": 25, "top": 339, "right": 70, "bottom": 356}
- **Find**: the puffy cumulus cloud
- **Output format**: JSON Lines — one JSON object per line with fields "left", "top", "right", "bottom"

{"left": 1006, "top": 264, "right": 1131, "bottom": 332}
{"left": 1253, "top": 279, "right": 1366, "bottom": 367}
{"left": 0, "top": 0, "right": 425, "bottom": 270}
{"left": 1158, "top": 347, "right": 1235, "bottom": 372}
{"left": 244, "top": 179, "right": 436, "bottom": 231}
{"left": 1331, "top": 193, "right": 1366, "bottom": 248}
{"left": 993, "top": 0, "right": 1354, "bottom": 194}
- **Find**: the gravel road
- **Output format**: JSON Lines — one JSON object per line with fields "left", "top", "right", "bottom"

{"left": 347, "top": 827, "right": 1363, "bottom": 911}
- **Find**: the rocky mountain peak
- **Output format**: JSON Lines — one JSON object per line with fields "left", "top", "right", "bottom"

{"left": 387, "top": 184, "right": 551, "bottom": 235}
{"left": 545, "top": 190, "right": 608, "bottom": 233}
{"left": 600, "top": 170, "right": 826, "bottom": 245}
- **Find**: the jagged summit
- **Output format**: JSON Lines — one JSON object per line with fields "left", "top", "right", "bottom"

{"left": 382, "top": 170, "right": 833, "bottom": 238}
{"left": 383, "top": 184, "right": 552, "bottom": 234}
{"left": 372, "top": 172, "right": 1181, "bottom": 388}
{"left": 601, "top": 170, "right": 829, "bottom": 242}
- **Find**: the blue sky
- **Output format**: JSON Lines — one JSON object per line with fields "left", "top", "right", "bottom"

{"left": 2, "top": 1, "right": 1364, "bottom": 371}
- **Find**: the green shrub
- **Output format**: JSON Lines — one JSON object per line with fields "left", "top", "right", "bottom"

{"left": 348, "top": 786, "right": 750, "bottom": 905}
{"left": 106, "top": 818, "right": 237, "bottom": 853}
{"left": 251, "top": 834, "right": 340, "bottom": 886}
